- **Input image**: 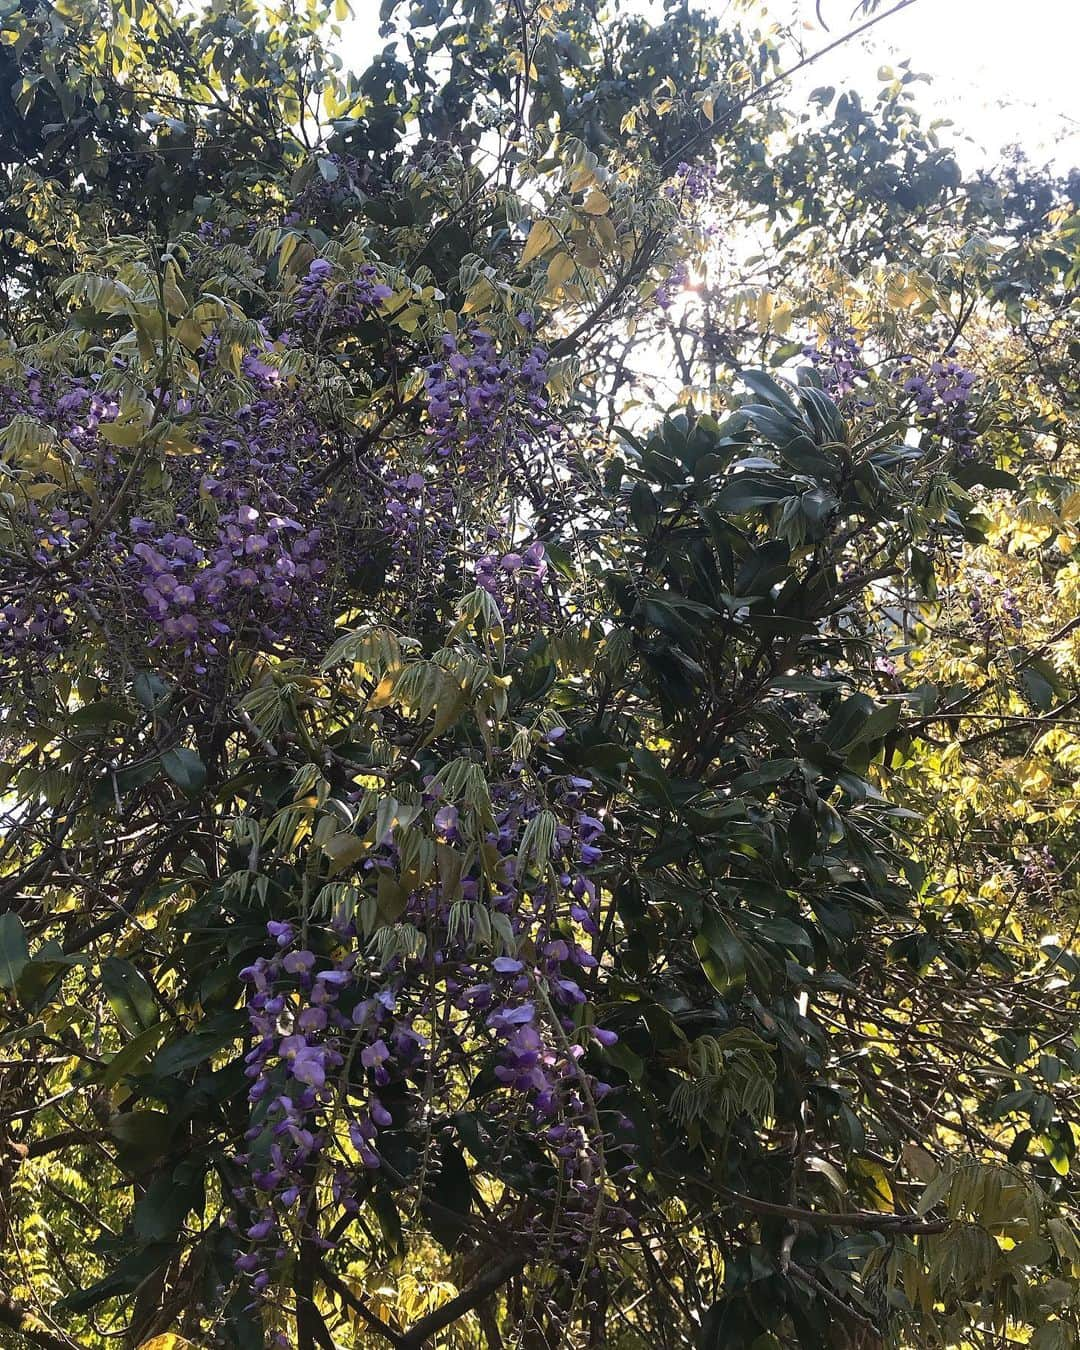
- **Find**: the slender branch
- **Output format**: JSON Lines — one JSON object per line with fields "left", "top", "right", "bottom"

{"left": 296, "top": 1192, "right": 335, "bottom": 1350}
{"left": 787, "top": 1260, "right": 879, "bottom": 1334}
{"left": 21, "top": 1129, "right": 108, "bottom": 1160}
{"left": 0, "top": 1296, "right": 86, "bottom": 1350}
{"left": 398, "top": 1252, "right": 526, "bottom": 1350}
{"left": 660, "top": 0, "right": 922, "bottom": 177}
{"left": 713, "top": 1184, "right": 950, "bottom": 1235}
{"left": 317, "top": 1260, "right": 405, "bottom": 1348}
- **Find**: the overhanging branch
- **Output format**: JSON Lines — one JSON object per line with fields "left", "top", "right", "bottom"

{"left": 398, "top": 1252, "right": 527, "bottom": 1350}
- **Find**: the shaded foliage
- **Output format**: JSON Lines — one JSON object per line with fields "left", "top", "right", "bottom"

{"left": 0, "top": 2, "right": 1079, "bottom": 1348}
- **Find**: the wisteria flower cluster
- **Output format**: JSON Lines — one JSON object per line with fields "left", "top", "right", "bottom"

{"left": 129, "top": 388, "right": 342, "bottom": 670}
{"left": 898, "top": 355, "right": 979, "bottom": 458}
{"left": 231, "top": 766, "right": 629, "bottom": 1303}
{"left": 290, "top": 258, "right": 393, "bottom": 337}
{"left": 0, "top": 308, "right": 564, "bottom": 689}
{"left": 0, "top": 373, "right": 124, "bottom": 670}
{"left": 967, "top": 575, "right": 1023, "bottom": 636}
{"left": 655, "top": 262, "right": 689, "bottom": 311}
{"left": 1022, "top": 844, "right": 1058, "bottom": 895}
{"left": 286, "top": 154, "right": 385, "bottom": 222}
{"left": 422, "top": 324, "right": 554, "bottom": 473}
{"left": 802, "top": 325, "right": 868, "bottom": 399}
{"left": 0, "top": 372, "right": 339, "bottom": 678}
{"left": 473, "top": 539, "right": 552, "bottom": 626}
{"left": 665, "top": 159, "right": 714, "bottom": 203}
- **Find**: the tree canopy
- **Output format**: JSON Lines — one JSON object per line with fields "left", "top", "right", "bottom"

{"left": 1, "top": 1, "right": 1079, "bottom": 1347}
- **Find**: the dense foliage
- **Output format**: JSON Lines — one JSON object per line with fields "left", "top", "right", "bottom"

{"left": 1, "top": 1, "right": 1079, "bottom": 1347}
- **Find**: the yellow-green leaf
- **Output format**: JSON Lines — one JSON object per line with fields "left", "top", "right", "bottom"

{"left": 323, "top": 832, "right": 368, "bottom": 876}
{"left": 851, "top": 1157, "right": 894, "bottom": 1211}
{"left": 522, "top": 219, "right": 557, "bottom": 266}
{"left": 547, "top": 252, "right": 575, "bottom": 286}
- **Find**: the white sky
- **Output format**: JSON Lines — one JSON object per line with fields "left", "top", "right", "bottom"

{"left": 339, "top": 0, "right": 1080, "bottom": 174}
{"left": 789, "top": 0, "right": 1080, "bottom": 172}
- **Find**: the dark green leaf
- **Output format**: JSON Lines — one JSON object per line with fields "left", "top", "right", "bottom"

{"left": 695, "top": 913, "right": 746, "bottom": 995}
{"left": 0, "top": 913, "right": 29, "bottom": 993}
{"left": 162, "top": 746, "right": 207, "bottom": 793}
{"left": 100, "top": 957, "right": 158, "bottom": 1035}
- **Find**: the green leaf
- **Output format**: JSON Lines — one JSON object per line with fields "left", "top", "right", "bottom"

{"left": 425, "top": 1141, "right": 475, "bottom": 1250}
{"left": 16, "top": 941, "right": 81, "bottom": 1007}
{"left": 850, "top": 1156, "right": 894, "bottom": 1211}
{"left": 151, "top": 1016, "right": 243, "bottom": 1078}
{"left": 100, "top": 957, "right": 158, "bottom": 1035}
{"left": 133, "top": 671, "right": 172, "bottom": 710}
{"left": 0, "top": 913, "right": 29, "bottom": 993}
{"left": 133, "top": 1169, "right": 204, "bottom": 1243}
{"left": 100, "top": 1022, "right": 167, "bottom": 1088}
{"left": 714, "top": 473, "right": 794, "bottom": 514}
{"left": 602, "top": 1038, "right": 645, "bottom": 1082}
{"left": 59, "top": 1243, "right": 172, "bottom": 1312}
{"left": 822, "top": 693, "right": 874, "bottom": 751}
{"left": 630, "top": 482, "right": 660, "bottom": 535}
{"left": 741, "top": 369, "right": 798, "bottom": 414}
{"left": 1021, "top": 664, "right": 1059, "bottom": 712}
{"left": 744, "top": 403, "right": 837, "bottom": 478}
{"left": 770, "top": 674, "right": 846, "bottom": 693}
{"left": 788, "top": 803, "right": 818, "bottom": 864}
{"left": 694, "top": 913, "right": 746, "bottom": 995}
{"left": 797, "top": 385, "right": 847, "bottom": 444}
{"left": 857, "top": 698, "right": 902, "bottom": 744}
{"left": 736, "top": 540, "right": 790, "bottom": 598}
{"left": 370, "top": 1189, "right": 405, "bottom": 1256}
{"left": 91, "top": 758, "right": 160, "bottom": 809}
{"left": 324, "top": 831, "right": 368, "bottom": 875}
{"left": 953, "top": 463, "right": 1019, "bottom": 491}
{"left": 756, "top": 917, "right": 814, "bottom": 956}
{"left": 162, "top": 746, "right": 207, "bottom": 793}
{"left": 108, "top": 1110, "right": 173, "bottom": 1169}
{"left": 67, "top": 699, "right": 136, "bottom": 731}
{"left": 377, "top": 868, "right": 409, "bottom": 924}
{"left": 910, "top": 546, "right": 937, "bottom": 599}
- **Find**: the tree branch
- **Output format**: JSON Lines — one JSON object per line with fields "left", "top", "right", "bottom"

{"left": 0, "top": 1295, "right": 86, "bottom": 1350}
{"left": 398, "top": 1252, "right": 526, "bottom": 1350}
{"left": 713, "top": 1184, "right": 950, "bottom": 1235}
{"left": 317, "top": 1260, "right": 405, "bottom": 1348}
{"left": 20, "top": 1129, "right": 108, "bottom": 1161}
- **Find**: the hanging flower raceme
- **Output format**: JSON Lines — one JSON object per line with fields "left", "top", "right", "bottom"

{"left": 897, "top": 354, "right": 979, "bottom": 458}
{"left": 229, "top": 766, "right": 627, "bottom": 1302}
{"left": 0, "top": 361, "right": 397, "bottom": 682}
{"left": 473, "top": 539, "right": 552, "bottom": 627}
{"left": 286, "top": 153, "right": 386, "bottom": 223}
{"left": 664, "top": 159, "right": 715, "bottom": 204}
{"left": 422, "top": 324, "right": 554, "bottom": 476}
{"left": 125, "top": 396, "right": 333, "bottom": 671}
{"left": 802, "top": 326, "right": 869, "bottom": 400}
{"left": 290, "top": 258, "right": 393, "bottom": 338}
{"left": 0, "top": 319, "right": 567, "bottom": 692}
{"left": 655, "top": 262, "right": 689, "bottom": 311}
{"left": 0, "top": 373, "right": 125, "bottom": 672}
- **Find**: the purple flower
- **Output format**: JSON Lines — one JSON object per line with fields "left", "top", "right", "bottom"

{"left": 315, "top": 968, "right": 351, "bottom": 987}
{"left": 360, "top": 1039, "right": 390, "bottom": 1069}
{"left": 489, "top": 1002, "right": 535, "bottom": 1030}
{"left": 492, "top": 956, "right": 524, "bottom": 975}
